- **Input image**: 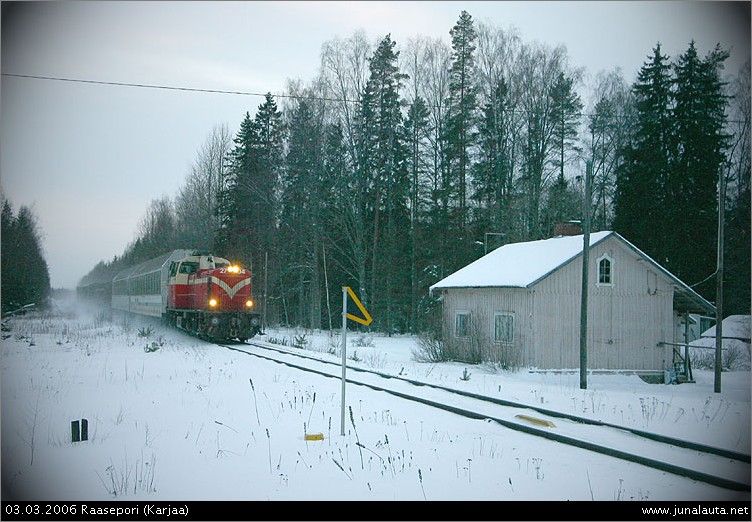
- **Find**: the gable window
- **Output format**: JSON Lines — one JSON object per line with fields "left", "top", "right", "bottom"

{"left": 494, "top": 312, "right": 514, "bottom": 344}
{"left": 455, "top": 311, "right": 470, "bottom": 338}
{"left": 597, "top": 254, "right": 613, "bottom": 286}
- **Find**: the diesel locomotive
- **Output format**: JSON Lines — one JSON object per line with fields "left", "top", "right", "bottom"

{"left": 110, "top": 249, "right": 261, "bottom": 341}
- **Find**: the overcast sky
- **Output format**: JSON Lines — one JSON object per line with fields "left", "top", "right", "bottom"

{"left": 2, "top": 1, "right": 749, "bottom": 288}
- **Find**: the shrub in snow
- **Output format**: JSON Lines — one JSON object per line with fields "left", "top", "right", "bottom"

{"left": 144, "top": 340, "right": 162, "bottom": 353}
{"left": 413, "top": 331, "right": 451, "bottom": 362}
{"left": 352, "top": 335, "right": 374, "bottom": 348}
{"left": 292, "top": 333, "right": 308, "bottom": 349}
{"left": 690, "top": 339, "right": 750, "bottom": 371}
{"left": 690, "top": 343, "right": 750, "bottom": 371}
{"left": 137, "top": 326, "right": 153, "bottom": 338}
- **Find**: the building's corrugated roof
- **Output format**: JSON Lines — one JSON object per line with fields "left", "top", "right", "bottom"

{"left": 430, "top": 231, "right": 715, "bottom": 315}
{"left": 430, "top": 231, "right": 612, "bottom": 290}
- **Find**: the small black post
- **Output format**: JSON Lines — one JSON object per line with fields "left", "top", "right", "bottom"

{"left": 81, "top": 418, "right": 89, "bottom": 441}
{"left": 71, "top": 420, "right": 81, "bottom": 443}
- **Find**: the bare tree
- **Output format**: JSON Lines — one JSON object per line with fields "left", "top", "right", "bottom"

{"left": 585, "top": 69, "right": 636, "bottom": 230}
{"left": 174, "top": 124, "right": 232, "bottom": 249}
{"left": 517, "top": 42, "right": 571, "bottom": 239}
{"left": 320, "top": 31, "right": 372, "bottom": 299}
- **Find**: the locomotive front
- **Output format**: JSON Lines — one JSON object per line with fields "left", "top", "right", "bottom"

{"left": 167, "top": 254, "right": 262, "bottom": 341}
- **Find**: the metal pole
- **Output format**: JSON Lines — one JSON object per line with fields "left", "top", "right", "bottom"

{"left": 579, "top": 161, "right": 592, "bottom": 390}
{"left": 340, "top": 286, "right": 347, "bottom": 436}
{"left": 714, "top": 170, "right": 725, "bottom": 393}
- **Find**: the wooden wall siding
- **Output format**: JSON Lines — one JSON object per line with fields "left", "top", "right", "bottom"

{"left": 441, "top": 287, "right": 531, "bottom": 365}
{"left": 441, "top": 235, "right": 676, "bottom": 370}
{"left": 530, "top": 235, "right": 674, "bottom": 370}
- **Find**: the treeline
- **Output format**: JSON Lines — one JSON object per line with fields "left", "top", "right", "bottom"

{"left": 1, "top": 200, "right": 51, "bottom": 313}
{"left": 81, "top": 11, "right": 750, "bottom": 330}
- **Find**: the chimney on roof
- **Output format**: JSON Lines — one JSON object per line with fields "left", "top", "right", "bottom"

{"left": 553, "top": 221, "right": 582, "bottom": 237}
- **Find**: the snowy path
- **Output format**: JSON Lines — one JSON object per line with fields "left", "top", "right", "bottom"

{"left": 226, "top": 341, "right": 751, "bottom": 492}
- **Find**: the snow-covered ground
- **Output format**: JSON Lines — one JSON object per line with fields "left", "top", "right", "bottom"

{"left": 1, "top": 304, "right": 749, "bottom": 501}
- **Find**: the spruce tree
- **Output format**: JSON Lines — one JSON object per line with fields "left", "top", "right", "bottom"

{"left": 280, "top": 98, "right": 328, "bottom": 328}
{"left": 550, "top": 72, "right": 583, "bottom": 190}
{"left": 669, "top": 42, "right": 729, "bottom": 295}
{"left": 474, "top": 78, "right": 513, "bottom": 236}
{"left": 215, "top": 112, "right": 257, "bottom": 262}
{"left": 402, "top": 96, "right": 431, "bottom": 332}
{"left": 215, "top": 95, "right": 283, "bottom": 302}
{"left": 614, "top": 44, "right": 673, "bottom": 261}
{"left": 446, "top": 10, "right": 478, "bottom": 236}
{"left": 1, "top": 201, "right": 51, "bottom": 312}
{"left": 358, "top": 34, "right": 409, "bottom": 331}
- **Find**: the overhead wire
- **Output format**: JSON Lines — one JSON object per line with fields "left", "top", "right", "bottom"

{"left": 2, "top": 72, "right": 747, "bottom": 123}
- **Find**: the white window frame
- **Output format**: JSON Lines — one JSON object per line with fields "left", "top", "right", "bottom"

{"left": 596, "top": 254, "right": 614, "bottom": 287}
{"left": 493, "top": 312, "right": 515, "bottom": 345}
{"left": 454, "top": 310, "right": 470, "bottom": 339}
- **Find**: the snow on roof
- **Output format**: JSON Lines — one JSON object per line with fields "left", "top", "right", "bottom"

{"left": 430, "top": 231, "right": 613, "bottom": 290}
{"left": 700, "top": 315, "right": 751, "bottom": 342}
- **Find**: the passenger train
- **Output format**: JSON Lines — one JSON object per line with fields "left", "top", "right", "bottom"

{"left": 105, "top": 249, "right": 261, "bottom": 341}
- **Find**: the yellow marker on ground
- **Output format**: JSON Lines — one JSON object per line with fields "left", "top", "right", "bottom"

{"left": 515, "top": 414, "right": 556, "bottom": 428}
{"left": 304, "top": 433, "right": 324, "bottom": 441}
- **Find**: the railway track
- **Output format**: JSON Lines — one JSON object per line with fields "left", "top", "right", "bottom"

{"left": 219, "top": 339, "right": 751, "bottom": 493}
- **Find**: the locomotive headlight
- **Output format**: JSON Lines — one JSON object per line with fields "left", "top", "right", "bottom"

{"left": 227, "top": 265, "right": 240, "bottom": 273}
{"left": 209, "top": 298, "right": 218, "bottom": 307}
{"left": 245, "top": 299, "right": 254, "bottom": 308}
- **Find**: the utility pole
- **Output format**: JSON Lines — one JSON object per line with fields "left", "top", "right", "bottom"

{"left": 323, "top": 244, "right": 332, "bottom": 332}
{"left": 263, "top": 251, "right": 268, "bottom": 329}
{"left": 579, "top": 160, "right": 592, "bottom": 390}
{"left": 714, "top": 170, "right": 725, "bottom": 393}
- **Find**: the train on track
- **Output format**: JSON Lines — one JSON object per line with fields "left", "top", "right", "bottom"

{"left": 78, "top": 249, "right": 262, "bottom": 341}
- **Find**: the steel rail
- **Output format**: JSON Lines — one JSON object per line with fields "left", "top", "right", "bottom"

{"left": 220, "top": 342, "right": 750, "bottom": 493}
{"left": 242, "top": 339, "right": 750, "bottom": 463}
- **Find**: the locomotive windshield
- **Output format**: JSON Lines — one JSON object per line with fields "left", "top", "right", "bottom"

{"left": 179, "top": 262, "right": 199, "bottom": 274}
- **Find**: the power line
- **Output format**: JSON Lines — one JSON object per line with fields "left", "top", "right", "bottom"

{"left": 3, "top": 72, "right": 747, "bottom": 123}
{"left": 1, "top": 73, "right": 361, "bottom": 104}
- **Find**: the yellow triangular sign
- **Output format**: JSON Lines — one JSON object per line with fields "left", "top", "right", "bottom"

{"left": 344, "top": 286, "right": 373, "bottom": 326}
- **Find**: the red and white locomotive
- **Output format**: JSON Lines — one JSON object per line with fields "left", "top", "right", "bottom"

{"left": 112, "top": 249, "right": 261, "bottom": 341}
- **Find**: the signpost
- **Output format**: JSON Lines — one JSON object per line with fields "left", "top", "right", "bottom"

{"left": 340, "top": 286, "right": 372, "bottom": 436}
